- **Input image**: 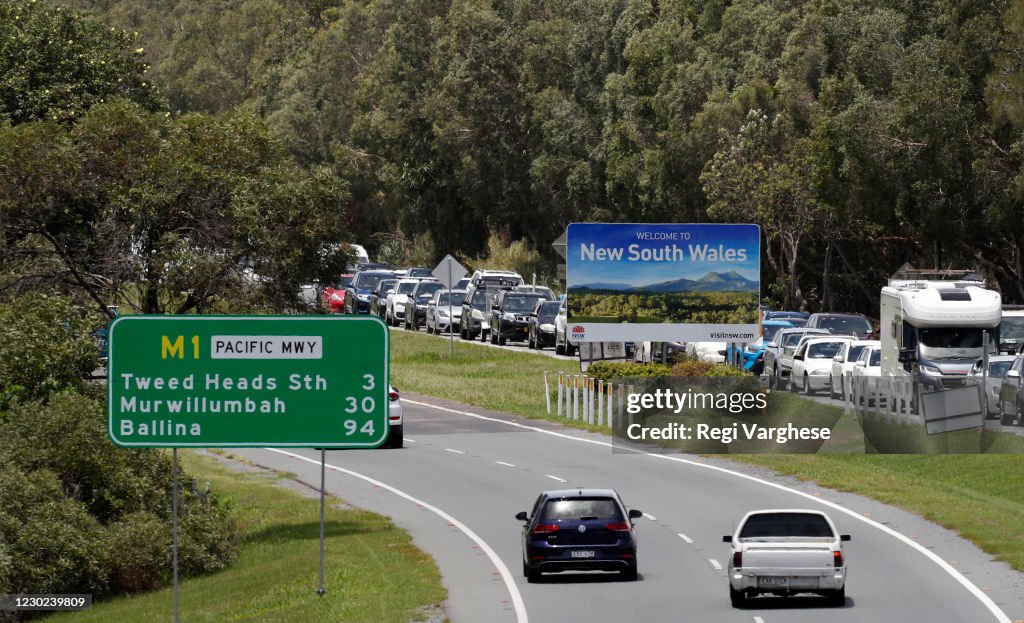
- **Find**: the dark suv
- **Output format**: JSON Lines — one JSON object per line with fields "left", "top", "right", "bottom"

{"left": 405, "top": 280, "right": 445, "bottom": 330}
{"left": 489, "top": 291, "right": 546, "bottom": 345}
{"left": 461, "top": 284, "right": 509, "bottom": 342}
{"left": 516, "top": 489, "right": 642, "bottom": 582}
{"left": 344, "top": 270, "right": 398, "bottom": 314}
{"left": 804, "top": 313, "right": 874, "bottom": 339}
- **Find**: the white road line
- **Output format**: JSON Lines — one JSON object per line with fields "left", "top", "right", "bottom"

{"left": 642, "top": 512, "right": 657, "bottom": 521}
{"left": 405, "top": 398, "right": 1012, "bottom": 623}
{"left": 753, "top": 617, "right": 765, "bottom": 623}
{"left": 445, "top": 448, "right": 466, "bottom": 455}
{"left": 266, "top": 448, "right": 528, "bottom": 623}
{"left": 709, "top": 558, "right": 722, "bottom": 571}
{"left": 678, "top": 533, "right": 694, "bottom": 544}
{"left": 545, "top": 474, "right": 567, "bottom": 483}
{"left": 406, "top": 438, "right": 416, "bottom": 443}
{"left": 495, "top": 461, "right": 516, "bottom": 467}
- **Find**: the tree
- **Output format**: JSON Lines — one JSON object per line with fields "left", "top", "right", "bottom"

{"left": 0, "top": 0, "right": 162, "bottom": 124}
{"left": 0, "top": 100, "right": 351, "bottom": 316}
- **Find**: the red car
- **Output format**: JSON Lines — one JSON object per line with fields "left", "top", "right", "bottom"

{"left": 321, "top": 274, "right": 354, "bottom": 313}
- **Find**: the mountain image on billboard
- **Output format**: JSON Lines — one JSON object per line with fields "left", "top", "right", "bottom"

{"left": 567, "top": 224, "right": 760, "bottom": 325}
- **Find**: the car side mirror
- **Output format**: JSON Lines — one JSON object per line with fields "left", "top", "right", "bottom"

{"left": 856, "top": 361, "right": 866, "bottom": 367}
{"left": 515, "top": 511, "right": 529, "bottom": 522}
{"left": 628, "top": 509, "right": 643, "bottom": 520}
{"left": 841, "top": 534, "right": 851, "bottom": 542}
{"left": 1008, "top": 370, "right": 1021, "bottom": 379}
{"left": 898, "top": 348, "right": 917, "bottom": 364}
{"left": 833, "top": 354, "right": 843, "bottom": 362}
{"left": 722, "top": 535, "right": 732, "bottom": 543}
{"left": 794, "top": 354, "right": 804, "bottom": 360}
{"left": 767, "top": 342, "right": 778, "bottom": 348}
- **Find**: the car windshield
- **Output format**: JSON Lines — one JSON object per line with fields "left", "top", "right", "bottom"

{"left": 354, "top": 273, "right": 391, "bottom": 289}
{"left": 437, "top": 292, "right": 466, "bottom": 306}
{"left": 503, "top": 295, "right": 544, "bottom": 312}
{"left": 869, "top": 349, "right": 881, "bottom": 366}
{"left": 416, "top": 282, "right": 444, "bottom": 299}
{"left": 539, "top": 301, "right": 561, "bottom": 316}
{"left": 763, "top": 325, "right": 786, "bottom": 342}
{"left": 1001, "top": 317, "right": 1024, "bottom": 341}
{"left": 818, "top": 316, "right": 872, "bottom": 334}
{"left": 470, "top": 289, "right": 489, "bottom": 307}
{"left": 919, "top": 327, "right": 984, "bottom": 349}
{"left": 990, "top": 361, "right": 1012, "bottom": 378}
{"left": 540, "top": 498, "right": 623, "bottom": 521}
{"left": 787, "top": 318, "right": 808, "bottom": 328}
{"left": 782, "top": 333, "right": 809, "bottom": 347}
{"left": 739, "top": 513, "right": 834, "bottom": 539}
{"left": 477, "top": 275, "right": 522, "bottom": 287}
{"left": 378, "top": 280, "right": 397, "bottom": 293}
{"left": 407, "top": 268, "right": 432, "bottom": 277}
{"left": 397, "top": 281, "right": 418, "bottom": 295}
{"left": 807, "top": 342, "right": 844, "bottom": 358}
{"left": 847, "top": 345, "right": 867, "bottom": 362}
{"left": 336, "top": 276, "right": 353, "bottom": 288}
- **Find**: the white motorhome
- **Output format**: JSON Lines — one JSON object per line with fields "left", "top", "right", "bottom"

{"left": 880, "top": 267, "right": 1001, "bottom": 394}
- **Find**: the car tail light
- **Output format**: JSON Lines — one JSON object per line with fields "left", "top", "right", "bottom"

{"left": 604, "top": 522, "right": 631, "bottom": 532}
{"left": 733, "top": 552, "right": 742, "bottom": 567}
{"left": 389, "top": 390, "right": 399, "bottom": 402}
{"left": 620, "top": 553, "right": 635, "bottom": 558}
{"left": 834, "top": 551, "right": 843, "bottom": 568}
{"left": 532, "top": 524, "right": 560, "bottom": 534}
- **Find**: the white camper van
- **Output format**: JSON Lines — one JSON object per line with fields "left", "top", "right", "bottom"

{"left": 880, "top": 267, "right": 1001, "bottom": 396}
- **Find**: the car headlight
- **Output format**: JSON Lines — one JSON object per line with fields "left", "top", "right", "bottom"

{"left": 919, "top": 364, "right": 942, "bottom": 375}
{"left": 503, "top": 312, "right": 516, "bottom": 321}
{"left": 357, "top": 294, "right": 370, "bottom": 302}
{"left": 745, "top": 345, "right": 758, "bottom": 353}
{"left": 472, "top": 309, "right": 483, "bottom": 319}
{"left": 395, "top": 302, "right": 405, "bottom": 311}
{"left": 540, "top": 323, "right": 555, "bottom": 332}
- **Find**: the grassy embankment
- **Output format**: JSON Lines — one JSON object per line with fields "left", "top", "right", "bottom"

{"left": 391, "top": 329, "right": 1024, "bottom": 571}
{"left": 50, "top": 450, "right": 445, "bottom": 623}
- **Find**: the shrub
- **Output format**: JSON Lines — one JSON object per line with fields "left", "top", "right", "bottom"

{"left": 107, "top": 512, "right": 170, "bottom": 593}
{"left": 585, "top": 361, "right": 673, "bottom": 381}
{"left": 0, "top": 391, "right": 240, "bottom": 599}
{"left": 0, "top": 293, "right": 101, "bottom": 402}
{"left": 671, "top": 358, "right": 749, "bottom": 378}
{"left": 0, "top": 467, "right": 111, "bottom": 597}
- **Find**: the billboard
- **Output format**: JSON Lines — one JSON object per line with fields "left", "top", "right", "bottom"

{"left": 566, "top": 223, "right": 760, "bottom": 342}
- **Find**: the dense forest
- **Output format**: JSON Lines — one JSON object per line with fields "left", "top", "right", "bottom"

{"left": 5, "top": 0, "right": 1024, "bottom": 314}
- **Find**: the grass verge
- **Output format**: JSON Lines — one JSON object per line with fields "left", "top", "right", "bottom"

{"left": 50, "top": 450, "right": 445, "bottom": 623}
{"left": 391, "top": 329, "right": 1024, "bottom": 572}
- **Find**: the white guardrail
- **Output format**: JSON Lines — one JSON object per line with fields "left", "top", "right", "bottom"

{"left": 545, "top": 371, "right": 634, "bottom": 428}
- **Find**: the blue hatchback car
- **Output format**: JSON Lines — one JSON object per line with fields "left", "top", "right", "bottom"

{"left": 517, "top": 489, "right": 643, "bottom": 582}
{"left": 738, "top": 319, "right": 795, "bottom": 373}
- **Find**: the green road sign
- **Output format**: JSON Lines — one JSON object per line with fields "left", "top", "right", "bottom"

{"left": 107, "top": 316, "right": 389, "bottom": 448}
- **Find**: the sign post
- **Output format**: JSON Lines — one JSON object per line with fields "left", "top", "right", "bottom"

{"left": 108, "top": 315, "right": 389, "bottom": 608}
{"left": 432, "top": 254, "right": 468, "bottom": 355}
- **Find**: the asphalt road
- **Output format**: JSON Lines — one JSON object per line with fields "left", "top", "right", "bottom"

{"left": 233, "top": 395, "right": 1023, "bottom": 623}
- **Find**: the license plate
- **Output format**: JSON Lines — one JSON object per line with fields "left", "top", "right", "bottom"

{"left": 758, "top": 576, "right": 786, "bottom": 586}
{"left": 570, "top": 550, "right": 595, "bottom": 559}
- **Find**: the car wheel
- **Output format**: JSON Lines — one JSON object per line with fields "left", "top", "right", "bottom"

{"left": 803, "top": 374, "right": 813, "bottom": 396}
{"left": 498, "top": 334, "right": 506, "bottom": 346}
{"left": 829, "top": 586, "right": 846, "bottom": 607}
{"left": 556, "top": 339, "right": 565, "bottom": 356}
{"left": 566, "top": 343, "right": 576, "bottom": 356}
{"left": 386, "top": 425, "right": 403, "bottom": 449}
{"left": 526, "top": 566, "right": 541, "bottom": 583}
{"left": 789, "top": 375, "right": 797, "bottom": 393}
{"left": 729, "top": 586, "right": 746, "bottom": 608}
{"left": 1000, "top": 404, "right": 1015, "bottom": 426}
{"left": 620, "top": 563, "right": 638, "bottom": 581}
{"left": 1017, "top": 397, "right": 1024, "bottom": 426}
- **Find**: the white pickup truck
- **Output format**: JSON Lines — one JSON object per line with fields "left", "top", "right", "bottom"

{"left": 723, "top": 509, "right": 850, "bottom": 607}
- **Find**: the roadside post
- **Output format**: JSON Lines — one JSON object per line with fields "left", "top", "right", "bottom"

{"left": 557, "top": 371, "right": 564, "bottom": 418}
{"left": 432, "top": 255, "right": 468, "bottom": 355}
{"left": 108, "top": 315, "right": 389, "bottom": 618}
